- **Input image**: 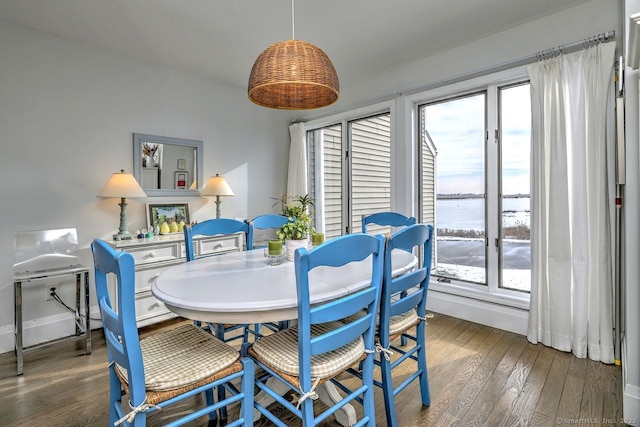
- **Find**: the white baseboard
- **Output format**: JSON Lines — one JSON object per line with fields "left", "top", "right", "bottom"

{"left": 623, "top": 337, "right": 640, "bottom": 426}
{"left": 624, "top": 385, "right": 640, "bottom": 427}
{"left": 426, "top": 288, "right": 529, "bottom": 335}
{"left": 0, "top": 307, "right": 102, "bottom": 355}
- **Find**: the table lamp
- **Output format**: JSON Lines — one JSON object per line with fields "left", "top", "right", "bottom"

{"left": 202, "top": 174, "right": 234, "bottom": 218}
{"left": 98, "top": 169, "right": 147, "bottom": 240}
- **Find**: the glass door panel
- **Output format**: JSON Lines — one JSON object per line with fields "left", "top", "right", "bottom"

{"left": 499, "top": 83, "right": 531, "bottom": 291}
{"left": 424, "top": 93, "right": 487, "bottom": 285}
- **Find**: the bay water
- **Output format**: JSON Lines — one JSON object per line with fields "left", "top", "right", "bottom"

{"left": 436, "top": 197, "right": 530, "bottom": 232}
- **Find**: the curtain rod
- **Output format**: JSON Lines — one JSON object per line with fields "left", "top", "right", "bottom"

{"left": 399, "top": 30, "right": 616, "bottom": 97}
{"left": 294, "top": 30, "right": 616, "bottom": 123}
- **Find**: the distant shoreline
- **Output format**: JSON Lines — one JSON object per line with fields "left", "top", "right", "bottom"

{"left": 437, "top": 194, "right": 529, "bottom": 199}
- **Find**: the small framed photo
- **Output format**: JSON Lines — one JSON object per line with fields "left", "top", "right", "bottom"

{"left": 174, "top": 171, "right": 189, "bottom": 189}
{"left": 177, "top": 158, "right": 186, "bottom": 170}
{"left": 147, "top": 203, "right": 190, "bottom": 231}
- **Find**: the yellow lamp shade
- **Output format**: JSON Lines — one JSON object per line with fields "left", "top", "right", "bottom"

{"left": 202, "top": 174, "right": 235, "bottom": 197}
{"left": 98, "top": 170, "right": 146, "bottom": 198}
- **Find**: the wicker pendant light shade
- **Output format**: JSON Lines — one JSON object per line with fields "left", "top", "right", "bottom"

{"left": 248, "top": 39, "right": 339, "bottom": 110}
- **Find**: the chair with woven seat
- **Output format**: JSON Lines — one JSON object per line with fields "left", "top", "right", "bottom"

{"left": 91, "top": 238, "right": 254, "bottom": 427}
{"left": 184, "top": 218, "right": 254, "bottom": 344}
{"left": 362, "top": 211, "right": 417, "bottom": 346}
{"left": 375, "top": 223, "right": 433, "bottom": 426}
{"left": 361, "top": 211, "right": 416, "bottom": 235}
{"left": 247, "top": 233, "right": 385, "bottom": 426}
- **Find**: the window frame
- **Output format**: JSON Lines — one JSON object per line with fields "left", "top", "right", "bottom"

{"left": 407, "top": 67, "right": 531, "bottom": 310}
{"left": 304, "top": 100, "right": 396, "bottom": 236}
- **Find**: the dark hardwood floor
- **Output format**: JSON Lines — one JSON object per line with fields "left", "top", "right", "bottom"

{"left": 0, "top": 313, "right": 623, "bottom": 426}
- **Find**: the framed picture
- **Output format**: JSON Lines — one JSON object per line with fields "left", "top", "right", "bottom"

{"left": 147, "top": 203, "right": 190, "bottom": 230}
{"left": 174, "top": 171, "right": 189, "bottom": 189}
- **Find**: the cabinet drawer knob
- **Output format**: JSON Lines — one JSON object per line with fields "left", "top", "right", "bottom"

{"left": 147, "top": 252, "right": 156, "bottom": 258}
{"left": 214, "top": 243, "right": 223, "bottom": 249}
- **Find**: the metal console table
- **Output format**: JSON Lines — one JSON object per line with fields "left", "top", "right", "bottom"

{"left": 13, "top": 266, "right": 91, "bottom": 375}
{"left": 12, "top": 228, "right": 91, "bottom": 376}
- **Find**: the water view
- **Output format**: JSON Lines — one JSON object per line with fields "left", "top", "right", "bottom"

{"left": 437, "top": 197, "right": 530, "bottom": 231}
{"left": 435, "top": 196, "right": 531, "bottom": 291}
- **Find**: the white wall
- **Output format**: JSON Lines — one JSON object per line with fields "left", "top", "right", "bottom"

{"left": 0, "top": 19, "right": 294, "bottom": 352}
{"left": 624, "top": 0, "right": 640, "bottom": 422}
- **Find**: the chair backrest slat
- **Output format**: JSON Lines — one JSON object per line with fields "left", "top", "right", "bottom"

{"left": 305, "top": 234, "right": 380, "bottom": 269}
{"left": 390, "top": 289, "right": 423, "bottom": 316}
{"left": 251, "top": 214, "right": 289, "bottom": 230}
{"left": 310, "top": 287, "right": 377, "bottom": 324}
{"left": 310, "top": 314, "right": 372, "bottom": 355}
{"left": 362, "top": 211, "right": 416, "bottom": 234}
{"left": 390, "top": 268, "right": 427, "bottom": 295}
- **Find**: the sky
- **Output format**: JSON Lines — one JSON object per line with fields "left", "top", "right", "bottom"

{"left": 425, "top": 84, "right": 531, "bottom": 196}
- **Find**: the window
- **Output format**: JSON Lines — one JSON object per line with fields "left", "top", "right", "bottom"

{"left": 307, "top": 112, "right": 392, "bottom": 238}
{"left": 419, "top": 81, "right": 531, "bottom": 294}
{"left": 423, "top": 92, "right": 487, "bottom": 285}
{"left": 499, "top": 83, "right": 531, "bottom": 292}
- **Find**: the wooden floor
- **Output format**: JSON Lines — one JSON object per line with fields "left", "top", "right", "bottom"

{"left": 0, "top": 313, "right": 624, "bottom": 426}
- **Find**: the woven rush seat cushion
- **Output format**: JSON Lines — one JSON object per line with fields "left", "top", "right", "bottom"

{"left": 251, "top": 321, "right": 364, "bottom": 379}
{"left": 343, "top": 308, "right": 418, "bottom": 337}
{"left": 115, "top": 324, "right": 239, "bottom": 391}
{"left": 388, "top": 309, "right": 418, "bottom": 336}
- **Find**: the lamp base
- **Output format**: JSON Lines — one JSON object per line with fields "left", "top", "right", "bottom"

{"left": 215, "top": 196, "right": 222, "bottom": 219}
{"left": 113, "top": 231, "right": 136, "bottom": 241}
{"left": 113, "top": 198, "right": 135, "bottom": 241}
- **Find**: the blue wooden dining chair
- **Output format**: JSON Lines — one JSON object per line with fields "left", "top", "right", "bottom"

{"left": 247, "top": 233, "right": 385, "bottom": 426}
{"left": 376, "top": 223, "right": 433, "bottom": 426}
{"left": 361, "top": 211, "right": 416, "bottom": 234}
{"left": 362, "top": 211, "right": 417, "bottom": 346}
{"left": 184, "top": 218, "right": 254, "bottom": 344}
{"left": 250, "top": 214, "right": 289, "bottom": 249}
{"left": 91, "top": 238, "right": 254, "bottom": 427}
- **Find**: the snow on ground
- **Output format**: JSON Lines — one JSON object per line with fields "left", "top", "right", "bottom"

{"left": 435, "top": 263, "right": 530, "bottom": 292}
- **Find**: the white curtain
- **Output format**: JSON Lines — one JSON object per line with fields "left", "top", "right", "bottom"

{"left": 527, "top": 41, "right": 616, "bottom": 363}
{"left": 287, "top": 122, "right": 308, "bottom": 198}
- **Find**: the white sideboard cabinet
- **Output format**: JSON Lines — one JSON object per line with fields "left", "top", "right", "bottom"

{"left": 108, "top": 232, "right": 244, "bottom": 326}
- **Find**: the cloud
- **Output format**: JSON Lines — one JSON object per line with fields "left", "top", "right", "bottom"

{"left": 425, "top": 84, "right": 530, "bottom": 195}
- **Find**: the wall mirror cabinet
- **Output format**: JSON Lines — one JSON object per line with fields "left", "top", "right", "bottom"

{"left": 133, "top": 133, "right": 203, "bottom": 197}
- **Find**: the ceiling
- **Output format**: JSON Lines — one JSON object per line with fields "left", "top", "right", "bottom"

{"left": 0, "top": 0, "right": 592, "bottom": 90}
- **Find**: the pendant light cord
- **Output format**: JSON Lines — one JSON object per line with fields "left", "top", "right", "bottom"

{"left": 291, "top": 0, "right": 295, "bottom": 40}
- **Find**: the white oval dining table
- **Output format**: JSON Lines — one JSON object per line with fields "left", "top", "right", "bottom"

{"left": 152, "top": 246, "right": 417, "bottom": 426}
{"left": 152, "top": 247, "right": 417, "bottom": 325}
